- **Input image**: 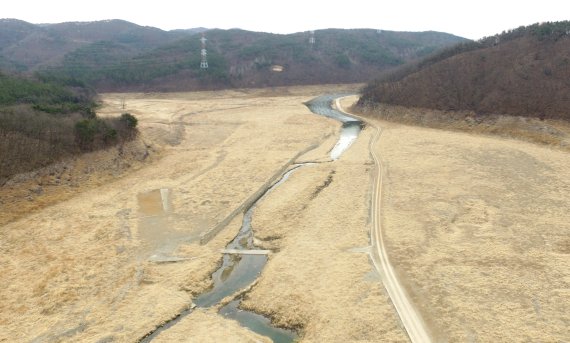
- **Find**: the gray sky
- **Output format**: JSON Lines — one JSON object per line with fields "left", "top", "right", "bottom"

{"left": 3, "top": 0, "right": 569, "bottom": 39}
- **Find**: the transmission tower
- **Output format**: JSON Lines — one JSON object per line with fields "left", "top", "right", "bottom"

{"left": 200, "top": 34, "right": 208, "bottom": 70}
{"left": 309, "top": 30, "right": 315, "bottom": 45}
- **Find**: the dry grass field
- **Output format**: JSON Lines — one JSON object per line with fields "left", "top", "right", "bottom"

{"left": 379, "top": 124, "right": 570, "bottom": 342}
{"left": 2, "top": 87, "right": 568, "bottom": 342}
{"left": 342, "top": 97, "right": 570, "bottom": 342}
{"left": 0, "top": 86, "right": 351, "bottom": 342}
{"left": 151, "top": 308, "right": 272, "bottom": 343}
{"left": 356, "top": 102, "right": 570, "bottom": 151}
{"left": 243, "top": 126, "right": 408, "bottom": 342}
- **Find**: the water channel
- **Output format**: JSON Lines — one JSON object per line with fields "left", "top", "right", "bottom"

{"left": 305, "top": 94, "right": 363, "bottom": 160}
{"left": 140, "top": 95, "right": 361, "bottom": 343}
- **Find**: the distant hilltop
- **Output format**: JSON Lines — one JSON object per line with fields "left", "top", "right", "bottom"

{"left": 0, "top": 19, "right": 467, "bottom": 91}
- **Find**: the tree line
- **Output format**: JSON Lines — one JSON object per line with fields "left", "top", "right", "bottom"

{"left": 0, "top": 72, "right": 138, "bottom": 184}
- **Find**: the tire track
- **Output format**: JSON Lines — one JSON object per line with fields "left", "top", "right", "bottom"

{"left": 335, "top": 97, "right": 432, "bottom": 343}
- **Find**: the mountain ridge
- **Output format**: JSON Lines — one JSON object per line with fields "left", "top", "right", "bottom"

{"left": 0, "top": 19, "right": 467, "bottom": 91}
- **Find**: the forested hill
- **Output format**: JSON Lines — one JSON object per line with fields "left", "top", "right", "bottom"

{"left": 359, "top": 21, "right": 570, "bottom": 121}
{"left": 0, "top": 72, "right": 137, "bottom": 183}
{"left": 0, "top": 19, "right": 189, "bottom": 72}
{"left": 0, "top": 19, "right": 467, "bottom": 91}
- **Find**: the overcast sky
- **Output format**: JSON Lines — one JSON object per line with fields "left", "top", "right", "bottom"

{"left": 3, "top": 0, "right": 569, "bottom": 39}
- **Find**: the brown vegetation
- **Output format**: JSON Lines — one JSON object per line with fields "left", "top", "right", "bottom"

{"left": 0, "top": 72, "right": 139, "bottom": 184}
{"left": 0, "top": 109, "right": 139, "bottom": 184}
{"left": 369, "top": 116, "right": 570, "bottom": 342}
{"left": 353, "top": 102, "right": 570, "bottom": 151}
{"left": 0, "top": 137, "right": 151, "bottom": 227}
{"left": 0, "top": 86, "right": 345, "bottom": 342}
{"left": 360, "top": 22, "right": 570, "bottom": 121}
{"left": 244, "top": 127, "right": 408, "bottom": 341}
{"left": 0, "top": 19, "right": 187, "bottom": 71}
{"left": 338, "top": 96, "right": 570, "bottom": 341}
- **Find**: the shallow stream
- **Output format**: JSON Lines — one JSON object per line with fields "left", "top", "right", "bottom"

{"left": 140, "top": 94, "right": 361, "bottom": 342}
{"left": 305, "top": 94, "right": 363, "bottom": 160}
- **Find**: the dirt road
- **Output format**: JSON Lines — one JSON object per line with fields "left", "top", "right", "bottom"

{"left": 336, "top": 97, "right": 432, "bottom": 343}
{"left": 341, "top": 97, "right": 570, "bottom": 342}
{"left": 241, "top": 101, "right": 409, "bottom": 341}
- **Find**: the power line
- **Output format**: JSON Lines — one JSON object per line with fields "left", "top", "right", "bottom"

{"left": 200, "top": 34, "right": 208, "bottom": 70}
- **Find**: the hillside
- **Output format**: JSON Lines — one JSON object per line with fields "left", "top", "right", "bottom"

{"left": 359, "top": 21, "right": 570, "bottom": 121}
{"left": 0, "top": 19, "right": 466, "bottom": 91}
{"left": 46, "top": 28, "right": 466, "bottom": 91}
{"left": 0, "top": 72, "right": 137, "bottom": 184}
{"left": 0, "top": 19, "right": 189, "bottom": 71}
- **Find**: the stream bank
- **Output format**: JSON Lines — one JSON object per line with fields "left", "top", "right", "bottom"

{"left": 140, "top": 94, "right": 362, "bottom": 342}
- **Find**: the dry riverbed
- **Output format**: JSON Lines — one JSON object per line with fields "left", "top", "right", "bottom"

{"left": 3, "top": 87, "right": 566, "bottom": 343}
{"left": 245, "top": 126, "right": 409, "bottom": 341}
{"left": 0, "top": 86, "right": 357, "bottom": 342}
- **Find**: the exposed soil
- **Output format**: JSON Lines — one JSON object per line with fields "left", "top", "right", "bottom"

{"left": 354, "top": 102, "right": 570, "bottom": 152}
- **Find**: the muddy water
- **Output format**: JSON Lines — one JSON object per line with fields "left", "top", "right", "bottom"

{"left": 305, "top": 94, "right": 358, "bottom": 123}
{"left": 140, "top": 167, "right": 303, "bottom": 342}
{"left": 205, "top": 166, "right": 303, "bottom": 341}
{"left": 193, "top": 206, "right": 267, "bottom": 307}
{"left": 220, "top": 300, "right": 296, "bottom": 343}
{"left": 197, "top": 165, "right": 303, "bottom": 307}
{"left": 211, "top": 95, "right": 363, "bottom": 339}
{"left": 137, "top": 189, "right": 202, "bottom": 260}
